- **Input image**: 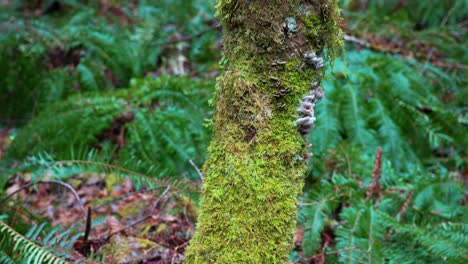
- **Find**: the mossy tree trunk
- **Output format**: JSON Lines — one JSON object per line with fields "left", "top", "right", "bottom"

{"left": 185, "top": 1, "right": 341, "bottom": 263}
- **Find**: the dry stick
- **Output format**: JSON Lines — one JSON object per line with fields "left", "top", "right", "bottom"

{"left": 0, "top": 179, "right": 87, "bottom": 216}
{"left": 189, "top": 159, "right": 204, "bottom": 182}
{"left": 93, "top": 185, "right": 169, "bottom": 210}
{"left": 344, "top": 34, "right": 467, "bottom": 70}
{"left": 298, "top": 193, "right": 346, "bottom": 207}
{"left": 84, "top": 207, "right": 92, "bottom": 242}
{"left": 344, "top": 34, "right": 370, "bottom": 48}
{"left": 151, "top": 23, "right": 221, "bottom": 47}
{"left": 32, "top": 159, "right": 166, "bottom": 210}
{"left": 103, "top": 185, "right": 171, "bottom": 240}
{"left": 170, "top": 240, "right": 190, "bottom": 264}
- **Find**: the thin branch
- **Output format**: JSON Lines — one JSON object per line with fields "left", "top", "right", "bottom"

{"left": 84, "top": 207, "right": 92, "bottom": 242}
{"left": 189, "top": 159, "right": 204, "bottom": 182}
{"left": 344, "top": 34, "right": 370, "bottom": 48}
{"left": 343, "top": 33, "right": 466, "bottom": 70}
{"left": 171, "top": 240, "right": 190, "bottom": 264}
{"left": 0, "top": 179, "right": 87, "bottom": 216}
{"left": 103, "top": 185, "right": 171, "bottom": 240}
{"left": 151, "top": 23, "right": 220, "bottom": 47}
{"left": 298, "top": 193, "right": 346, "bottom": 207}
{"left": 93, "top": 185, "right": 169, "bottom": 210}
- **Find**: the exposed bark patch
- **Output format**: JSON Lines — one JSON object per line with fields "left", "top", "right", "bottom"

{"left": 243, "top": 125, "right": 257, "bottom": 143}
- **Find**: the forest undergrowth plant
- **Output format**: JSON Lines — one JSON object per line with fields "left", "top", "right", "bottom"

{"left": 310, "top": 50, "right": 466, "bottom": 170}
{"left": 0, "top": 0, "right": 218, "bottom": 123}
{"left": 295, "top": 147, "right": 467, "bottom": 263}
{"left": 4, "top": 76, "right": 214, "bottom": 179}
{"left": 0, "top": 221, "right": 71, "bottom": 264}
{"left": 0, "top": 1, "right": 466, "bottom": 263}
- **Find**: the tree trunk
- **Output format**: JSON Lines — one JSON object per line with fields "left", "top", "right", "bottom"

{"left": 185, "top": 1, "right": 342, "bottom": 263}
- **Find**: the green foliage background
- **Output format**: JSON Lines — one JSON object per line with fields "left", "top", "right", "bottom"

{"left": 0, "top": 0, "right": 466, "bottom": 263}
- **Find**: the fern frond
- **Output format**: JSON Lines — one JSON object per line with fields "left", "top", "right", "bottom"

{"left": 313, "top": 50, "right": 464, "bottom": 169}
{"left": 0, "top": 221, "right": 70, "bottom": 264}
{"left": 311, "top": 80, "right": 341, "bottom": 154}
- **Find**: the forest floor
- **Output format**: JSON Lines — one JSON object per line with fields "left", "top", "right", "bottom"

{"left": 1, "top": 126, "right": 200, "bottom": 263}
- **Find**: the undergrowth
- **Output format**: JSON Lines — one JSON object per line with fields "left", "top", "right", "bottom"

{"left": 4, "top": 76, "right": 214, "bottom": 179}
{"left": 0, "top": 0, "right": 218, "bottom": 123}
{"left": 294, "top": 146, "right": 467, "bottom": 263}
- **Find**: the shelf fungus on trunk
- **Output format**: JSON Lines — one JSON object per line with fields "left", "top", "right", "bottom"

{"left": 296, "top": 53, "right": 325, "bottom": 138}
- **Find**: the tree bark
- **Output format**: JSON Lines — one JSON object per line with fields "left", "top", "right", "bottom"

{"left": 185, "top": 1, "right": 342, "bottom": 263}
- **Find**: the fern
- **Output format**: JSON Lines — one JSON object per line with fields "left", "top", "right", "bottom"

{"left": 0, "top": 221, "right": 70, "bottom": 264}
{"left": 312, "top": 50, "right": 466, "bottom": 170}
{"left": 297, "top": 149, "right": 467, "bottom": 263}
{"left": 6, "top": 96, "right": 128, "bottom": 160}
{"left": 4, "top": 76, "right": 213, "bottom": 179}
{"left": 0, "top": 0, "right": 219, "bottom": 122}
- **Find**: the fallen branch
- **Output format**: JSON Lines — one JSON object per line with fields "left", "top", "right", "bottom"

{"left": 343, "top": 33, "right": 466, "bottom": 70}
{"left": 0, "top": 179, "right": 87, "bottom": 216}
{"left": 152, "top": 23, "right": 220, "bottom": 47}
{"left": 103, "top": 185, "right": 171, "bottom": 240}
{"left": 93, "top": 184, "right": 170, "bottom": 210}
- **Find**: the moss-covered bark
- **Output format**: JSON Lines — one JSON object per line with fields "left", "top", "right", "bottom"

{"left": 185, "top": 1, "right": 341, "bottom": 263}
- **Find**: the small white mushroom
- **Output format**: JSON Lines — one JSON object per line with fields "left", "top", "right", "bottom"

{"left": 295, "top": 116, "right": 315, "bottom": 126}
{"left": 297, "top": 107, "right": 314, "bottom": 117}
{"left": 314, "top": 86, "right": 324, "bottom": 101}
{"left": 303, "top": 52, "right": 324, "bottom": 69}
{"left": 300, "top": 101, "right": 314, "bottom": 110}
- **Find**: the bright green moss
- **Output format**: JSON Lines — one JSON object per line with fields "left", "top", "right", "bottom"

{"left": 304, "top": 0, "right": 344, "bottom": 64}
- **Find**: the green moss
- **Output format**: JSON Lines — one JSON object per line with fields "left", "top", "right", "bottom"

{"left": 304, "top": 13, "right": 324, "bottom": 42}
{"left": 186, "top": 137, "right": 305, "bottom": 262}
{"left": 303, "top": 0, "right": 344, "bottom": 64}
{"left": 186, "top": 63, "right": 306, "bottom": 262}
{"left": 101, "top": 235, "right": 161, "bottom": 263}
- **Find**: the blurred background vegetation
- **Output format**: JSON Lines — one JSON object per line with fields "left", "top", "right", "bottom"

{"left": 0, "top": 0, "right": 466, "bottom": 263}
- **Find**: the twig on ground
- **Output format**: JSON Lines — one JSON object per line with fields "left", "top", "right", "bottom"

{"left": 103, "top": 185, "right": 171, "bottom": 240}
{"left": 84, "top": 207, "right": 92, "bottom": 242}
{"left": 93, "top": 184, "right": 170, "bottom": 210}
{"left": 0, "top": 179, "right": 87, "bottom": 216}
{"left": 171, "top": 240, "right": 190, "bottom": 264}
